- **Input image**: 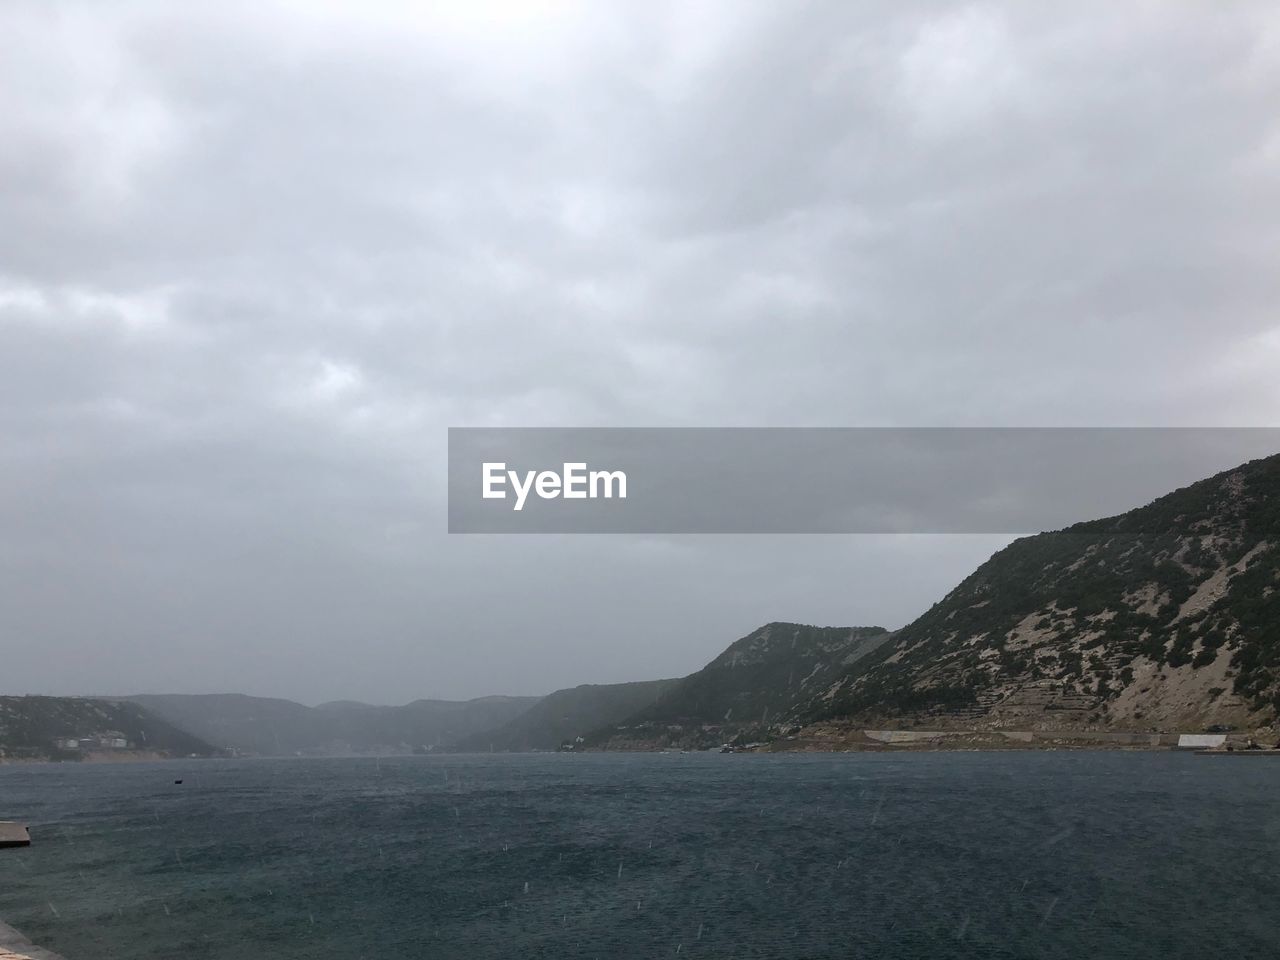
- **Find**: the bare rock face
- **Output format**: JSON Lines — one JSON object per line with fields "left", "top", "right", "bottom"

{"left": 797, "top": 452, "right": 1280, "bottom": 733}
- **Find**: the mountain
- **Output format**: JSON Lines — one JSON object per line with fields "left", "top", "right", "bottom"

{"left": 452, "top": 679, "right": 680, "bottom": 752}
{"left": 128, "top": 693, "right": 539, "bottom": 756}
{"left": 0, "top": 696, "right": 217, "bottom": 760}
{"left": 312, "top": 696, "right": 541, "bottom": 750}
{"left": 589, "top": 623, "right": 892, "bottom": 749}
{"left": 62, "top": 453, "right": 1280, "bottom": 757}
{"left": 796, "top": 451, "right": 1280, "bottom": 734}
{"left": 127, "top": 694, "right": 320, "bottom": 756}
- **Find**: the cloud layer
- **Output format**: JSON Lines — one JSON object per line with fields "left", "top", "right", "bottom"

{"left": 2, "top": 1, "right": 1278, "bottom": 702}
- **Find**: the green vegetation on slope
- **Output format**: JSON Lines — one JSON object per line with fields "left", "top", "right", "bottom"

{"left": 0, "top": 696, "right": 217, "bottom": 760}
{"left": 452, "top": 679, "right": 680, "bottom": 752}
{"left": 803, "top": 453, "right": 1280, "bottom": 729}
{"left": 589, "top": 623, "right": 892, "bottom": 748}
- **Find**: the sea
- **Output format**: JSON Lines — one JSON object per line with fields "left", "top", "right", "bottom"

{"left": 0, "top": 751, "right": 1277, "bottom": 959}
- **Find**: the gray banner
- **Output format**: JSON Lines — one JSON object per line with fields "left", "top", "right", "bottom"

{"left": 447, "top": 427, "right": 1280, "bottom": 534}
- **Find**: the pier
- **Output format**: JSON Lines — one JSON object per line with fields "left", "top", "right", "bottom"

{"left": 1, "top": 824, "right": 61, "bottom": 959}
{"left": 0, "top": 920, "right": 66, "bottom": 960}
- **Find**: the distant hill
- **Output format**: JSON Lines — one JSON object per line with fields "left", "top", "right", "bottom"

{"left": 0, "top": 696, "right": 217, "bottom": 760}
{"left": 452, "top": 679, "right": 680, "bottom": 752}
{"left": 313, "top": 696, "right": 542, "bottom": 750}
{"left": 589, "top": 623, "right": 892, "bottom": 749}
{"left": 63, "top": 454, "right": 1280, "bottom": 758}
{"left": 795, "top": 452, "right": 1280, "bottom": 734}
{"left": 129, "top": 693, "right": 539, "bottom": 756}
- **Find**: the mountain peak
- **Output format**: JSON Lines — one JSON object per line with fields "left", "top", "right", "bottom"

{"left": 797, "top": 452, "right": 1280, "bottom": 733}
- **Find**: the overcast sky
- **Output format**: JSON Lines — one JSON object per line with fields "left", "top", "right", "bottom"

{"left": 2, "top": 1, "right": 1278, "bottom": 704}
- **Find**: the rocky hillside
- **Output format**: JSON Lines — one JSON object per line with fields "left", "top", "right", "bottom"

{"left": 452, "top": 679, "right": 680, "bottom": 752}
{"left": 590, "top": 623, "right": 892, "bottom": 749}
{"left": 0, "top": 696, "right": 217, "bottom": 760}
{"left": 798, "top": 452, "right": 1280, "bottom": 733}
{"left": 129, "top": 693, "right": 539, "bottom": 756}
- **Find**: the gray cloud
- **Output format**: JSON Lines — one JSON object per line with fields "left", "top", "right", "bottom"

{"left": 1, "top": 1, "right": 1278, "bottom": 702}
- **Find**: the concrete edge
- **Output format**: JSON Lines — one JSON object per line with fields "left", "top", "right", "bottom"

{"left": 0, "top": 920, "right": 67, "bottom": 960}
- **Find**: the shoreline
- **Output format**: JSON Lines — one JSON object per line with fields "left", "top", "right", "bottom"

{"left": 592, "top": 724, "right": 1278, "bottom": 754}
{"left": 0, "top": 750, "right": 200, "bottom": 766}
{"left": 3, "top": 730, "right": 1274, "bottom": 761}
{"left": 0, "top": 919, "right": 65, "bottom": 960}
{"left": 753, "top": 725, "right": 1275, "bottom": 753}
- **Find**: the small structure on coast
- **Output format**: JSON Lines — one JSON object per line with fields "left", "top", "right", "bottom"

{"left": 0, "top": 822, "right": 30, "bottom": 848}
{"left": 1177, "top": 734, "right": 1227, "bottom": 750}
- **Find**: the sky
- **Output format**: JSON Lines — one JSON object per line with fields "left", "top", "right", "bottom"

{"left": 1, "top": 1, "right": 1278, "bottom": 704}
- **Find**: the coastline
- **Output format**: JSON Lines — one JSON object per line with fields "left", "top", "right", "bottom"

{"left": 591, "top": 723, "right": 1277, "bottom": 753}
{"left": 0, "top": 750, "right": 191, "bottom": 766}
{"left": 759, "top": 723, "right": 1270, "bottom": 752}
{"left": 0, "top": 919, "right": 65, "bottom": 960}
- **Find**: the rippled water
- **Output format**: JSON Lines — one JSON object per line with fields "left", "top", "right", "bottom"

{"left": 0, "top": 752, "right": 1277, "bottom": 959}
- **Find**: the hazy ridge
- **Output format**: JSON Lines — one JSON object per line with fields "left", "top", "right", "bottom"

{"left": 6, "top": 453, "right": 1279, "bottom": 758}
{"left": 0, "top": 696, "right": 216, "bottom": 761}
{"left": 127, "top": 693, "right": 538, "bottom": 756}
{"left": 453, "top": 679, "right": 681, "bottom": 752}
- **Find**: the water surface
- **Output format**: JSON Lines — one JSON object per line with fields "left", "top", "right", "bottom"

{"left": 1, "top": 752, "right": 1276, "bottom": 959}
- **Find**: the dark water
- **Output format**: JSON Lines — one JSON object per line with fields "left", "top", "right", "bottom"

{"left": 1, "top": 752, "right": 1277, "bottom": 959}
